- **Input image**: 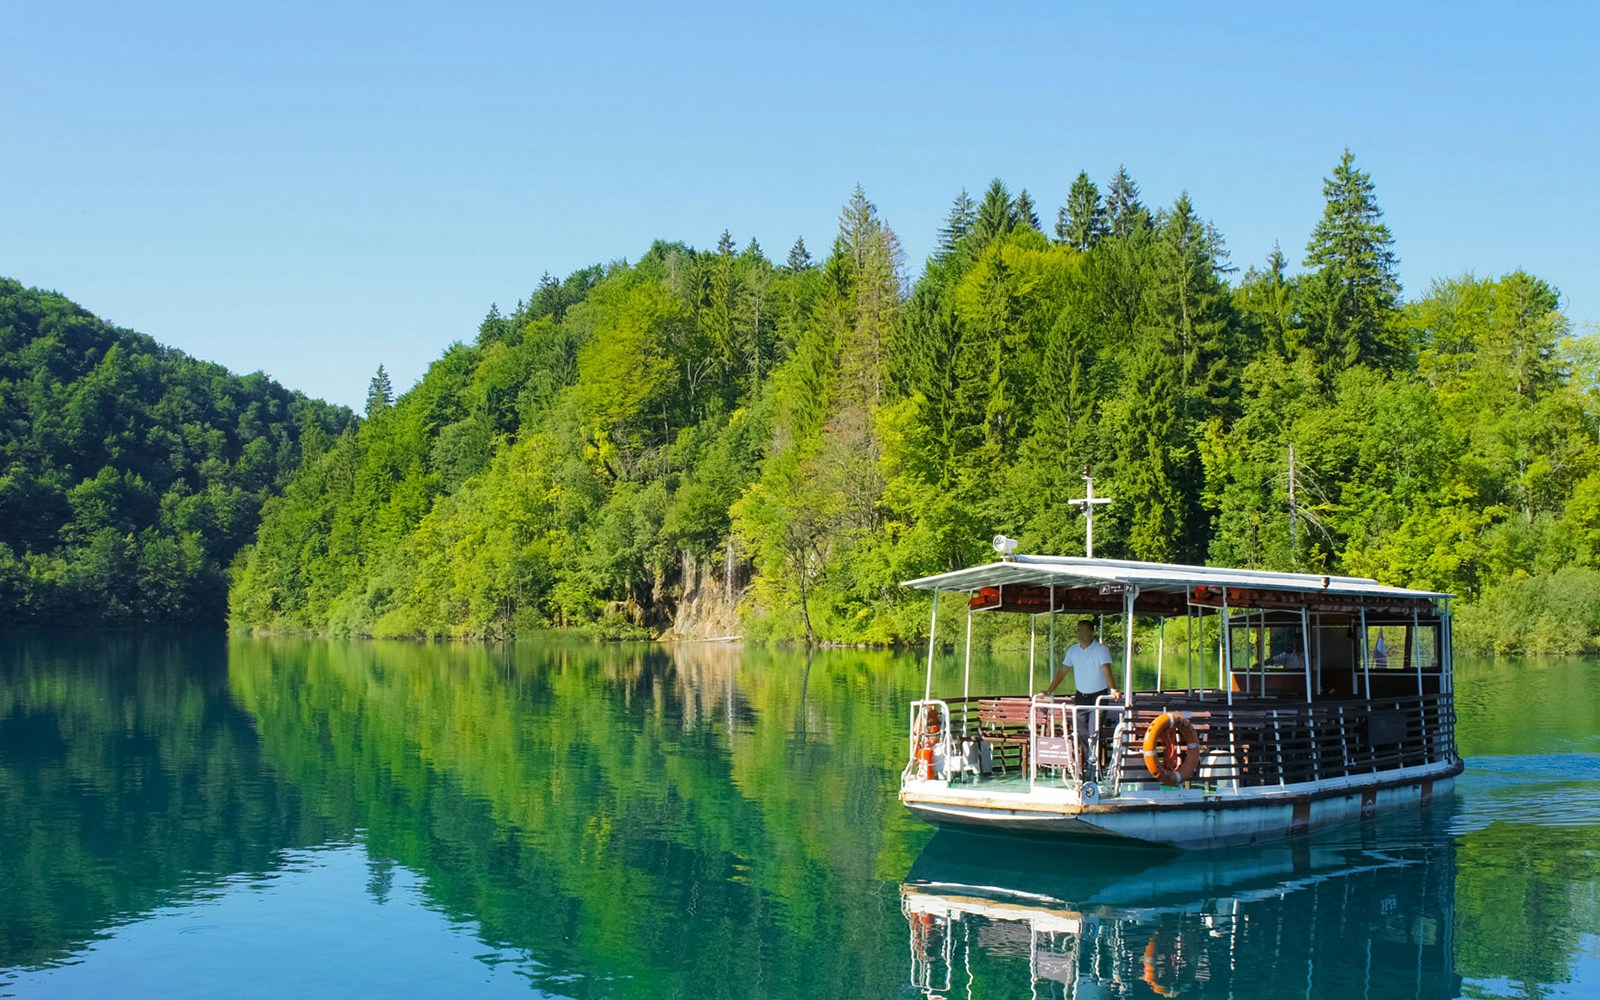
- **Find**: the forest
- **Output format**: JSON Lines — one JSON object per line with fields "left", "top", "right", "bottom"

{"left": 225, "top": 151, "right": 1600, "bottom": 653}
{"left": 0, "top": 279, "right": 351, "bottom": 627}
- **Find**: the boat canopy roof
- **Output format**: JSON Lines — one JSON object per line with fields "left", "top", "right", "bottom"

{"left": 902, "top": 554, "right": 1451, "bottom": 602}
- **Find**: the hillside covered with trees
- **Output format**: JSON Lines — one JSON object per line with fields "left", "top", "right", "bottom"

{"left": 228, "top": 152, "right": 1600, "bottom": 652}
{"left": 0, "top": 280, "right": 352, "bottom": 627}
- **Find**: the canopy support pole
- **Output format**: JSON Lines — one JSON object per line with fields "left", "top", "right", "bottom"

{"left": 1156, "top": 617, "right": 1165, "bottom": 692}
{"left": 1301, "top": 606, "right": 1312, "bottom": 704}
{"left": 1222, "top": 591, "right": 1234, "bottom": 707}
{"left": 1313, "top": 612, "right": 1323, "bottom": 697}
{"left": 1256, "top": 609, "right": 1266, "bottom": 694}
{"left": 924, "top": 590, "right": 939, "bottom": 703}
{"left": 1122, "top": 588, "right": 1136, "bottom": 705}
{"left": 1048, "top": 586, "right": 1056, "bottom": 692}
{"left": 1414, "top": 606, "right": 1423, "bottom": 695}
{"left": 1189, "top": 602, "right": 1199, "bottom": 700}
{"left": 963, "top": 606, "right": 973, "bottom": 736}
{"left": 1359, "top": 603, "right": 1371, "bottom": 701}
{"left": 1442, "top": 601, "right": 1454, "bottom": 696}
{"left": 1029, "top": 614, "right": 1037, "bottom": 695}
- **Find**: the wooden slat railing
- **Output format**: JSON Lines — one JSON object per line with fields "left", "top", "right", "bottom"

{"left": 919, "top": 692, "right": 1456, "bottom": 788}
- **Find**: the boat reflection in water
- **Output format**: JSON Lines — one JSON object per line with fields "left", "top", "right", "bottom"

{"left": 902, "top": 829, "right": 1460, "bottom": 999}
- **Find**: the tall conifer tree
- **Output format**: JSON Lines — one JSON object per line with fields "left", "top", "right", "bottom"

{"left": 1235, "top": 244, "right": 1297, "bottom": 358}
{"left": 972, "top": 178, "right": 1016, "bottom": 247}
{"left": 1301, "top": 149, "right": 1402, "bottom": 377}
{"left": 1056, "top": 171, "right": 1109, "bottom": 250}
{"left": 936, "top": 189, "right": 978, "bottom": 258}
{"left": 365, "top": 365, "right": 393, "bottom": 416}
{"left": 1013, "top": 189, "right": 1042, "bottom": 232}
{"left": 1105, "top": 165, "right": 1148, "bottom": 239}
{"left": 786, "top": 236, "right": 812, "bottom": 271}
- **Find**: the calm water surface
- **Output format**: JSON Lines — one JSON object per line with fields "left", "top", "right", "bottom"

{"left": 1, "top": 636, "right": 1597, "bottom": 998}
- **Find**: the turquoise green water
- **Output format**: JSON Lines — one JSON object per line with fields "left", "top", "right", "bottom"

{"left": 0, "top": 637, "right": 1596, "bottom": 998}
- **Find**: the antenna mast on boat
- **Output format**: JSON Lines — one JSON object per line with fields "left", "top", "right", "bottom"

{"left": 1069, "top": 466, "right": 1113, "bottom": 558}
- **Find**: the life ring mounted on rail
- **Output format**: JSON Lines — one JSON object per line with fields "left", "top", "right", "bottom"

{"left": 1142, "top": 712, "right": 1202, "bottom": 786}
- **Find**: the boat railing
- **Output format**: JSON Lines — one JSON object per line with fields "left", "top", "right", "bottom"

{"left": 906, "top": 700, "right": 954, "bottom": 780}
{"left": 1108, "top": 691, "right": 1457, "bottom": 790}
{"left": 906, "top": 690, "right": 1456, "bottom": 792}
{"left": 1029, "top": 696, "right": 1128, "bottom": 789}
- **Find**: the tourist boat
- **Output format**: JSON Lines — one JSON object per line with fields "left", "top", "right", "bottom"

{"left": 898, "top": 552, "right": 1462, "bottom": 848}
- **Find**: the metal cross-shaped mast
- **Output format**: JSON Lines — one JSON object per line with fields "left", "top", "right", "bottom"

{"left": 1068, "top": 466, "right": 1112, "bottom": 558}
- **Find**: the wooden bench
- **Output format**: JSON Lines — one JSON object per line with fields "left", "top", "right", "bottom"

{"left": 976, "top": 696, "right": 1035, "bottom": 773}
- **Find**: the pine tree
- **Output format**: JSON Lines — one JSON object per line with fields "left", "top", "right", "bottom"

{"left": 1234, "top": 244, "right": 1297, "bottom": 357}
{"left": 739, "top": 238, "right": 774, "bottom": 395}
{"left": 836, "top": 184, "right": 880, "bottom": 274}
{"left": 530, "top": 272, "right": 562, "bottom": 319}
{"left": 1105, "top": 193, "right": 1239, "bottom": 561}
{"left": 705, "top": 229, "right": 743, "bottom": 384}
{"left": 971, "top": 178, "right": 1016, "bottom": 247}
{"left": 890, "top": 280, "right": 963, "bottom": 468}
{"left": 1105, "top": 165, "right": 1148, "bottom": 239}
{"left": 477, "top": 303, "right": 512, "bottom": 347}
{"left": 831, "top": 185, "right": 903, "bottom": 408}
{"left": 1301, "top": 149, "right": 1402, "bottom": 377}
{"left": 787, "top": 236, "right": 813, "bottom": 271}
{"left": 1056, "top": 170, "right": 1109, "bottom": 250}
{"left": 366, "top": 365, "right": 393, "bottom": 416}
{"left": 1016, "top": 279, "right": 1110, "bottom": 553}
{"left": 1109, "top": 349, "right": 1185, "bottom": 562}
{"left": 1013, "top": 189, "right": 1042, "bottom": 232}
{"left": 936, "top": 189, "right": 978, "bottom": 257}
{"left": 1147, "top": 193, "right": 1238, "bottom": 418}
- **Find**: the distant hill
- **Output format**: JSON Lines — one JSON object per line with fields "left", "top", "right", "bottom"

{"left": 0, "top": 278, "right": 352, "bottom": 628}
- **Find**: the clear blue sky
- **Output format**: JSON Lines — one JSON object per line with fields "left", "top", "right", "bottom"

{"left": 5, "top": 1, "right": 1596, "bottom": 410}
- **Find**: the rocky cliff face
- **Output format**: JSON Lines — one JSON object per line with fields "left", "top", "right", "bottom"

{"left": 661, "top": 546, "right": 745, "bottom": 641}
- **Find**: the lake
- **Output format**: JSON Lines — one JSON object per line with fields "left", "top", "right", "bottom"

{"left": 1, "top": 636, "right": 1597, "bottom": 998}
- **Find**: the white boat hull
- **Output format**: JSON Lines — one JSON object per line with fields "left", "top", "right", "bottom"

{"left": 900, "top": 761, "right": 1462, "bottom": 849}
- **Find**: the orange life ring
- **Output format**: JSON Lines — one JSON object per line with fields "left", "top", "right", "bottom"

{"left": 1143, "top": 935, "right": 1175, "bottom": 997}
{"left": 915, "top": 737, "right": 941, "bottom": 780}
{"left": 1141, "top": 928, "right": 1197, "bottom": 997}
{"left": 913, "top": 705, "right": 941, "bottom": 780}
{"left": 1142, "top": 712, "right": 1201, "bottom": 785}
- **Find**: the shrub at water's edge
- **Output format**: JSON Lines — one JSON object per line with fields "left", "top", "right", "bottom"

{"left": 226, "top": 157, "right": 1600, "bottom": 650}
{"left": 1455, "top": 568, "right": 1600, "bottom": 655}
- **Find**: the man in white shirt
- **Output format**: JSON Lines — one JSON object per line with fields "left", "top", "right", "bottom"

{"left": 1042, "top": 619, "right": 1121, "bottom": 701}
{"left": 1040, "top": 619, "right": 1121, "bottom": 777}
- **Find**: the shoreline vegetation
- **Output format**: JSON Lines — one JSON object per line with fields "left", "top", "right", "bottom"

{"left": 6, "top": 154, "right": 1599, "bottom": 655}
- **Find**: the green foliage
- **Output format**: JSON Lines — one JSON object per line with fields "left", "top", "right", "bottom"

{"left": 1456, "top": 567, "right": 1600, "bottom": 655}
{"left": 0, "top": 279, "right": 351, "bottom": 628}
{"left": 229, "top": 160, "right": 1600, "bottom": 652}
